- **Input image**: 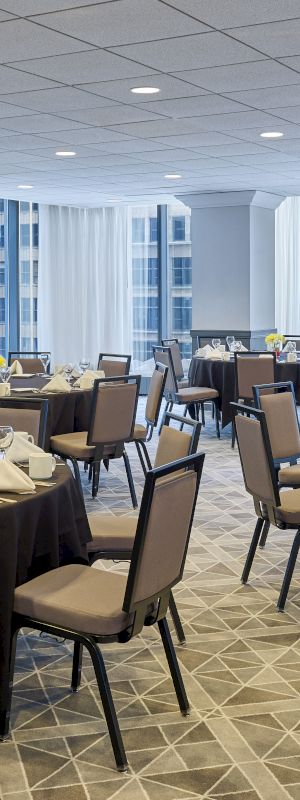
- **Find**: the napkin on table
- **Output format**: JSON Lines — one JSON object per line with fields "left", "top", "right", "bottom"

{"left": 74, "top": 369, "right": 105, "bottom": 389}
{"left": 207, "top": 349, "right": 222, "bottom": 360}
{"left": 6, "top": 437, "right": 44, "bottom": 464}
{"left": 0, "top": 460, "right": 35, "bottom": 493}
{"left": 195, "top": 344, "right": 214, "bottom": 358}
{"left": 40, "top": 374, "right": 71, "bottom": 393}
{"left": 9, "top": 360, "right": 23, "bottom": 375}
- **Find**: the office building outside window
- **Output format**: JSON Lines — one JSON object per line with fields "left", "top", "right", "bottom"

{"left": 19, "top": 202, "right": 39, "bottom": 351}
{"left": 167, "top": 204, "right": 192, "bottom": 358}
{"left": 131, "top": 206, "right": 159, "bottom": 363}
{"left": 0, "top": 200, "right": 7, "bottom": 357}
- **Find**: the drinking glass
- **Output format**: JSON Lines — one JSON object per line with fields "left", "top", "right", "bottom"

{"left": 0, "top": 426, "right": 14, "bottom": 459}
{"left": 0, "top": 366, "right": 11, "bottom": 383}
{"left": 40, "top": 353, "right": 50, "bottom": 373}
{"left": 226, "top": 336, "right": 235, "bottom": 352}
{"left": 212, "top": 338, "right": 221, "bottom": 350}
{"left": 64, "top": 363, "right": 73, "bottom": 382}
{"left": 235, "top": 340, "right": 242, "bottom": 352}
{"left": 79, "top": 358, "right": 90, "bottom": 373}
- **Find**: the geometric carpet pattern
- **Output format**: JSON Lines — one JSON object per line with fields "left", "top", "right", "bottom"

{"left": 2, "top": 400, "right": 300, "bottom": 800}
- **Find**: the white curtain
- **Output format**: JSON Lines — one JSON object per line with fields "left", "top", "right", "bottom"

{"left": 275, "top": 196, "right": 300, "bottom": 334}
{"left": 38, "top": 204, "right": 132, "bottom": 368}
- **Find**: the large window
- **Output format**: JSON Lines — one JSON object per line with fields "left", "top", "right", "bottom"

{"left": 131, "top": 206, "right": 159, "bottom": 364}
{"left": 0, "top": 200, "right": 7, "bottom": 357}
{"left": 167, "top": 204, "right": 192, "bottom": 359}
{"left": 19, "top": 202, "right": 39, "bottom": 352}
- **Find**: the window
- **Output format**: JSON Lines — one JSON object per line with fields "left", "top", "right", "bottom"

{"left": 32, "top": 223, "right": 39, "bottom": 247}
{"left": 0, "top": 336, "right": 5, "bottom": 354}
{"left": 33, "top": 260, "right": 38, "bottom": 285}
{"left": 0, "top": 225, "right": 4, "bottom": 249}
{"left": 21, "top": 260, "right": 30, "bottom": 285}
{"left": 172, "top": 297, "right": 192, "bottom": 333}
{"left": 21, "top": 297, "right": 30, "bottom": 324}
{"left": 33, "top": 297, "right": 37, "bottom": 323}
{"left": 0, "top": 267, "right": 5, "bottom": 286}
{"left": 133, "top": 296, "right": 158, "bottom": 332}
{"left": 20, "top": 224, "right": 30, "bottom": 247}
{"left": 19, "top": 203, "right": 39, "bottom": 351}
{"left": 172, "top": 216, "right": 185, "bottom": 241}
{"left": 172, "top": 257, "right": 192, "bottom": 286}
{"left": 21, "top": 337, "right": 31, "bottom": 350}
{"left": 132, "top": 217, "right": 145, "bottom": 243}
{"left": 149, "top": 217, "right": 157, "bottom": 242}
{"left": 0, "top": 297, "right": 5, "bottom": 323}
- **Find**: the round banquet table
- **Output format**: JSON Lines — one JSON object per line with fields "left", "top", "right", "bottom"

{"left": 9, "top": 384, "right": 93, "bottom": 449}
{"left": 0, "top": 463, "right": 92, "bottom": 725}
{"left": 189, "top": 356, "right": 300, "bottom": 429}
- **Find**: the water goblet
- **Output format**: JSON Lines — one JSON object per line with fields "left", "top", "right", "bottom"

{"left": 0, "top": 426, "right": 14, "bottom": 459}
{"left": 226, "top": 336, "right": 235, "bottom": 352}
{"left": 79, "top": 358, "right": 90, "bottom": 373}
{"left": 212, "top": 338, "right": 221, "bottom": 350}
{"left": 40, "top": 353, "right": 50, "bottom": 374}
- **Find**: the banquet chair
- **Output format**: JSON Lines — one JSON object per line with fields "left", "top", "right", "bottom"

{"left": 2, "top": 452, "right": 204, "bottom": 771}
{"left": 161, "top": 338, "right": 188, "bottom": 388}
{"left": 154, "top": 345, "right": 220, "bottom": 437}
{"left": 87, "top": 412, "right": 201, "bottom": 645}
{"left": 0, "top": 397, "right": 48, "bottom": 447}
{"left": 97, "top": 352, "right": 131, "bottom": 377}
{"left": 50, "top": 376, "right": 140, "bottom": 505}
{"left": 232, "top": 402, "right": 300, "bottom": 611}
{"left": 132, "top": 361, "right": 168, "bottom": 476}
{"left": 232, "top": 351, "right": 276, "bottom": 447}
{"left": 8, "top": 351, "right": 51, "bottom": 374}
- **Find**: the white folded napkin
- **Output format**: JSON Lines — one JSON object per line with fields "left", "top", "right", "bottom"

{"left": 40, "top": 374, "right": 71, "bottom": 393}
{"left": 207, "top": 349, "right": 222, "bottom": 360}
{"left": 195, "top": 344, "right": 214, "bottom": 358}
{"left": 6, "top": 436, "right": 44, "bottom": 464}
{"left": 74, "top": 369, "right": 105, "bottom": 389}
{"left": 239, "top": 344, "right": 248, "bottom": 352}
{"left": 10, "top": 359, "right": 23, "bottom": 375}
{"left": 70, "top": 367, "right": 81, "bottom": 379}
{"left": 0, "top": 460, "right": 35, "bottom": 493}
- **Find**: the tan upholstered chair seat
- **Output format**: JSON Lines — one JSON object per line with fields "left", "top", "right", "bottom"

{"left": 276, "top": 489, "right": 300, "bottom": 524}
{"left": 278, "top": 465, "right": 300, "bottom": 486}
{"left": 175, "top": 387, "right": 219, "bottom": 403}
{"left": 88, "top": 513, "right": 137, "bottom": 551}
{"left": 50, "top": 431, "right": 115, "bottom": 460}
{"left": 132, "top": 423, "right": 147, "bottom": 441}
{"left": 14, "top": 564, "right": 132, "bottom": 636}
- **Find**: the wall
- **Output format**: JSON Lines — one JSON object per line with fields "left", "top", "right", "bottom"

{"left": 250, "top": 205, "right": 275, "bottom": 330}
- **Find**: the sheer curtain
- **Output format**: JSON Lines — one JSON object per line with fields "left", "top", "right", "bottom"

{"left": 38, "top": 204, "right": 132, "bottom": 367}
{"left": 275, "top": 196, "right": 300, "bottom": 333}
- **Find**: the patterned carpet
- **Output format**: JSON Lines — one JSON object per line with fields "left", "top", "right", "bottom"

{"left": 2, "top": 400, "right": 300, "bottom": 800}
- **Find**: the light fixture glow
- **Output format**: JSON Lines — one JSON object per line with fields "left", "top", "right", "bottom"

{"left": 260, "top": 131, "right": 283, "bottom": 139}
{"left": 164, "top": 173, "right": 182, "bottom": 179}
{"left": 131, "top": 86, "right": 160, "bottom": 94}
{"left": 55, "top": 150, "right": 76, "bottom": 156}
{"left": 18, "top": 184, "right": 33, "bottom": 189}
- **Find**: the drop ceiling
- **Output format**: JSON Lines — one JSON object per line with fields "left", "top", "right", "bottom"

{"left": 0, "top": 0, "right": 300, "bottom": 205}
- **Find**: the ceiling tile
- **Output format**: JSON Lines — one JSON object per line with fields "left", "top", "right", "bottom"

{"left": 9, "top": 49, "right": 156, "bottom": 84}
{"left": 225, "top": 84, "right": 300, "bottom": 109}
{"left": 0, "top": 133, "right": 72, "bottom": 149}
{"left": 0, "top": 11, "right": 16, "bottom": 21}
{"left": 189, "top": 142, "right": 279, "bottom": 157}
{"left": 0, "top": 100, "right": 33, "bottom": 117}
{"left": 172, "top": 60, "right": 300, "bottom": 92}
{"left": 0, "top": 66, "right": 60, "bottom": 94}
{"left": 0, "top": 18, "right": 92, "bottom": 62}
{"left": 0, "top": 87, "right": 118, "bottom": 113}
{"left": 136, "top": 94, "right": 247, "bottom": 118}
{"left": 110, "top": 32, "right": 265, "bottom": 72}
{"left": 227, "top": 19, "right": 300, "bottom": 58}
{"left": 0, "top": 113, "right": 89, "bottom": 133}
{"left": 163, "top": 0, "right": 300, "bottom": 28}
{"left": 280, "top": 56, "right": 300, "bottom": 72}
{"left": 33, "top": 0, "right": 210, "bottom": 47}
{"left": 132, "top": 148, "right": 208, "bottom": 162}
{"left": 0, "top": 0, "right": 112, "bottom": 13}
{"left": 91, "top": 139, "right": 172, "bottom": 154}
{"left": 150, "top": 132, "right": 243, "bottom": 147}
{"left": 271, "top": 105, "right": 300, "bottom": 123}
{"left": 37, "top": 127, "right": 134, "bottom": 145}
{"left": 57, "top": 105, "right": 166, "bottom": 126}
{"left": 75, "top": 73, "right": 208, "bottom": 104}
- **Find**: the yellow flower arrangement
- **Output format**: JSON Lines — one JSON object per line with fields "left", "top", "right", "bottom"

{"left": 265, "top": 333, "right": 285, "bottom": 344}
{"left": 0, "top": 355, "right": 6, "bottom": 367}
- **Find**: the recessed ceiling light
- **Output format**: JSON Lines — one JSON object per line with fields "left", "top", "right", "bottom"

{"left": 260, "top": 131, "right": 283, "bottom": 139}
{"left": 55, "top": 150, "right": 76, "bottom": 156}
{"left": 18, "top": 184, "right": 33, "bottom": 189}
{"left": 131, "top": 86, "right": 160, "bottom": 94}
{"left": 164, "top": 173, "right": 182, "bottom": 179}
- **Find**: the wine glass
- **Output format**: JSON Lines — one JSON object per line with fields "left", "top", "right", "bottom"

{"left": 0, "top": 426, "right": 14, "bottom": 459}
{"left": 79, "top": 358, "right": 90, "bottom": 373}
{"left": 212, "top": 338, "right": 221, "bottom": 350}
{"left": 226, "top": 336, "right": 235, "bottom": 352}
{"left": 64, "top": 363, "right": 73, "bottom": 382}
{"left": 235, "top": 340, "right": 242, "bottom": 352}
{"left": 40, "top": 353, "right": 50, "bottom": 374}
{"left": 0, "top": 365, "right": 11, "bottom": 383}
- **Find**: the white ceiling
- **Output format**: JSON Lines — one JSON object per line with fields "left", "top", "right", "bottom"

{"left": 1, "top": 1, "right": 300, "bottom": 204}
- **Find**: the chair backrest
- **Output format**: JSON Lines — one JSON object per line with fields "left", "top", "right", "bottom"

{"left": 153, "top": 346, "right": 178, "bottom": 394}
{"left": 231, "top": 403, "right": 280, "bottom": 511}
{"left": 253, "top": 381, "right": 300, "bottom": 462}
{"left": 8, "top": 352, "right": 51, "bottom": 374}
{"left": 123, "top": 452, "right": 205, "bottom": 631}
{"left": 235, "top": 352, "right": 276, "bottom": 401}
{"left": 97, "top": 353, "right": 131, "bottom": 377}
{"left": 87, "top": 375, "right": 140, "bottom": 448}
{"left": 154, "top": 412, "right": 201, "bottom": 468}
{"left": 0, "top": 398, "right": 48, "bottom": 447}
{"left": 145, "top": 362, "right": 168, "bottom": 429}
{"left": 161, "top": 339, "right": 184, "bottom": 380}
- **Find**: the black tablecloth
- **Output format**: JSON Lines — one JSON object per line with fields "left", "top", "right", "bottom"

{"left": 189, "top": 357, "right": 300, "bottom": 429}
{"left": 9, "top": 388, "right": 92, "bottom": 449}
{"left": 0, "top": 465, "right": 92, "bottom": 717}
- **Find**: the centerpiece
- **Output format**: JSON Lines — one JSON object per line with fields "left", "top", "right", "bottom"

{"left": 265, "top": 333, "right": 285, "bottom": 357}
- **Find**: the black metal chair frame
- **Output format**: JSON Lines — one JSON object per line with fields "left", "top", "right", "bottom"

{"left": 1, "top": 453, "right": 205, "bottom": 772}
{"left": 97, "top": 352, "right": 131, "bottom": 374}
{"left": 161, "top": 338, "right": 184, "bottom": 380}
{"left": 0, "top": 397, "right": 49, "bottom": 448}
{"left": 52, "top": 375, "right": 140, "bottom": 506}
{"left": 134, "top": 361, "right": 168, "bottom": 476}
{"left": 154, "top": 345, "right": 220, "bottom": 437}
{"left": 8, "top": 351, "right": 51, "bottom": 374}
{"left": 231, "top": 401, "right": 300, "bottom": 611}
{"left": 231, "top": 351, "right": 276, "bottom": 447}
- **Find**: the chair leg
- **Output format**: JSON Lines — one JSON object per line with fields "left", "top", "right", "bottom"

{"left": 71, "top": 642, "right": 83, "bottom": 692}
{"left": 92, "top": 460, "right": 101, "bottom": 498}
{"left": 135, "top": 440, "right": 152, "bottom": 478}
{"left": 241, "top": 517, "right": 264, "bottom": 584}
{"left": 259, "top": 521, "right": 270, "bottom": 549}
{"left": 169, "top": 591, "right": 186, "bottom": 645}
{"left": 85, "top": 637, "right": 128, "bottom": 772}
{"left": 231, "top": 423, "right": 235, "bottom": 449}
{"left": 69, "top": 457, "right": 83, "bottom": 496}
{"left": 201, "top": 404, "right": 205, "bottom": 426}
{"left": 214, "top": 402, "right": 220, "bottom": 438}
{"left": 0, "top": 620, "right": 19, "bottom": 740}
{"left": 179, "top": 406, "right": 188, "bottom": 432}
{"left": 159, "top": 401, "right": 172, "bottom": 434}
{"left": 123, "top": 450, "right": 138, "bottom": 509}
{"left": 277, "top": 529, "right": 300, "bottom": 612}
{"left": 158, "top": 617, "right": 189, "bottom": 715}
{"left": 211, "top": 402, "right": 215, "bottom": 419}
